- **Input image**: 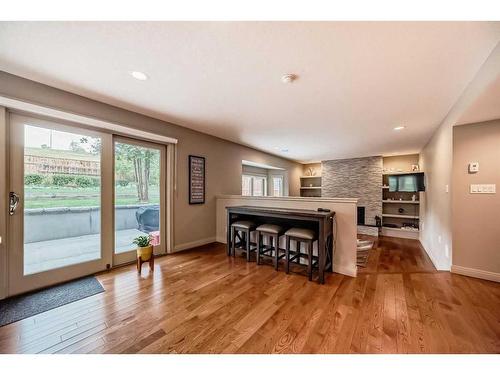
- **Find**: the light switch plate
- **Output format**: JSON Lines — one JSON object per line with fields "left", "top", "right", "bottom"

{"left": 470, "top": 184, "right": 496, "bottom": 194}
{"left": 468, "top": 162, "right": 479, "bottom": 173}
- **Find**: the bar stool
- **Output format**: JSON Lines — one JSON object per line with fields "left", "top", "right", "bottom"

{"left": 285, "top": 228, "right": 317, "bottom": 281}
{"left": 256, "top": 224, "right": 285, "bottom": 270}
{"left": 231, "top": 220, "right": 257, "bottom": 261}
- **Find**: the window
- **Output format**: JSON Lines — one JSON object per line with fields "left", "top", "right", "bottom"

{"left": 242, "top": 175, "right": 252, "bottom": 196}
{"left": 272, "top": 176, "right": 283, "bottom": 197}
{"left": 241, "top": 174, "right": 267, "bottom": 196}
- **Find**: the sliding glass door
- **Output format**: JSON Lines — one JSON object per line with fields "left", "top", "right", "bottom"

{"left": 113, "top": 137, "right": 166, "bottom": 265}
{"left": 8, "top": 114, "right": 168, "bottom": 296}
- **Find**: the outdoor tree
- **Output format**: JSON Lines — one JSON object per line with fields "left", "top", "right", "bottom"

{"left": 79, "top": 137, "right": 159, "bottom": 203}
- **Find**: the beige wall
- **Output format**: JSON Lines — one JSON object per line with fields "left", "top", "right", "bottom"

{"left": 452, "top": 120, "right": 500, "bottom": 279}
{"left": 0, "top": 71, "right": 302, "bottom": 252}
{"left": 419, "top": 123, "right": 453, "bottom": 270}
{"left": 383, "top": 154, "right": 420, "bottom": 173}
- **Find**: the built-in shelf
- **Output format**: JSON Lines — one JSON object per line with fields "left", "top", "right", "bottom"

{"left": 382, "top": 213, "right": 419, "bottom": 219}
{"left": 382, "top": 171, "right": 424, "bottom": 175}
{"left": 300, "top": 187, "right": 322, "bottom": 190}
{"left": 383, "top": 200, "right": 419, "bottom": 204}
{"left": 382, "top": 227, "right": 419, "bottom": 232}
{"left": 300, "top": 176, "right": 322, "bottom": 179}
{"left": 381, "top": 227, "right": 420, "bottom": 239}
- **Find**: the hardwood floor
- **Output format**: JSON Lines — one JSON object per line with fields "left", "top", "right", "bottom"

{"left": 0, "top": 237, "right": 499, "bottom": 354}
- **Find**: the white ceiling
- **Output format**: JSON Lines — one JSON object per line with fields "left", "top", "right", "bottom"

{"left": 0, "top": 22, "right": 499, "bottom": 162}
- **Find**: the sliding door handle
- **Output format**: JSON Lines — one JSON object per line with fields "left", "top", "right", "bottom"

{"left": 9, "top": 192, "right": 19, "bottom": 216}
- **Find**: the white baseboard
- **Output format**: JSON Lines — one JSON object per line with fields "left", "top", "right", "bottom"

{"left": 419, "top": 239, "right": 450, "bottom": 271}
{"left": 173, "top": 237, "right": 216, "bottom": 253}
{"left": 451, "top": 265, "right": 500, "bottom": 283}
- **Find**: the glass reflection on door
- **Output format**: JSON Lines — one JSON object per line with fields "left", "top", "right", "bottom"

{"left": 114, "top": 142, "right": 161, "bottom": 254}
{"left": 23, "top": 125, "right": 102, "bottom": 275}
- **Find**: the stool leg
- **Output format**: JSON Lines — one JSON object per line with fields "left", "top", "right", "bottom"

{"left": 231, "top": 226, "right": 236, "bottom": 257}
{"left": 256, "top": 231, "right": 261, "bottom": 265}
{"left": 137, "top": 256, "right": 141, "bottom": 274}
{"left": 274, "top": 234, "right": 279, "bottom": 271}
{"left": 246, "top": 229, "right": 251, "bottom": 262}
{"left": 149, "top": 254, "right": 154, "bottom": 272}
{"left": 296, "top": 241, "right": 301, "bottom": 264}
{"left": 285, "top": 235, "right": 290, "bottom": 274}
{"left": 307, "top": 240, "right": 313, "bottom": 281}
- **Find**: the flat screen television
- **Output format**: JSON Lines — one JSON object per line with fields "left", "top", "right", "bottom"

{"left": 388, "top": 172, "right": 425, "bottom": 192}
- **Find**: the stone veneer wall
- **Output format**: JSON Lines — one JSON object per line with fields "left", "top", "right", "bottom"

{"left": 322, "top": 156, "right": 382, "bottom": 227}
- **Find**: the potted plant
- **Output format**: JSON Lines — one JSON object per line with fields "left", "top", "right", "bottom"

{"left": 133, "top": 235, "right": 154, "bottom": 273}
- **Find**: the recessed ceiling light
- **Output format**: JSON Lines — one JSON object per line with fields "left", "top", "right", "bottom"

{"left": 393, "top": 126, "right": 405, "bottom": 131}
{"left": 274, "top": 146, "right": 289, "bottom": 152}
{"left": 130, "top": 71, "right": 148, "bottom": 81}
{"left": 281, "top": 74, "right": 297, "bottom": 84}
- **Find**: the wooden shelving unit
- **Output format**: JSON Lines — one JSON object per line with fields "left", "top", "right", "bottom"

{"left": 300, "top": 176, "right": 322, "bottom": 197}
{"left": 381, "top": 173, "right": 422, "bottom": 239}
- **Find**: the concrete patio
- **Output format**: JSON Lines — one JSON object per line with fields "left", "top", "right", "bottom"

{"left": 24, "top": 228, "right": 144, "bottom": 275}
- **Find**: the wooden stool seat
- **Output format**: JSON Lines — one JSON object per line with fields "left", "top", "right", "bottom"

{"left": 230, "top": 220, "right": 257, "bottom": 261}
{"left": 284, "top": 228, "right": 316, "bottom": 240}
{"left": 256, "top": 224, "right": 285, "bottom": 270}
{"left": 232, "top": 221, "right": 256, "bottom": 230}
{"left": 285, "top": 227, "right": 318, "bottom": 281}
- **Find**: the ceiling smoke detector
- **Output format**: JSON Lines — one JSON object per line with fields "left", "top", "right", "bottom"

{"left": 130, "top": 71, "right": 148, "bottom": 81}
{"left": 281, "top": 74, "right": 297, "bottom": 84}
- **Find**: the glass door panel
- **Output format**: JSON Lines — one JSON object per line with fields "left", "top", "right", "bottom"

{"left": 8, "top": 114, "right": 111, "bottom": 296}
{"left": 114, "top": 139, "right": 164, "bottom": 263}
{"left": 23, "top": 125, "right": 103, "bottom": 274}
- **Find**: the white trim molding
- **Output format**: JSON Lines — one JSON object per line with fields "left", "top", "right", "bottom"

{"left": 451, "top": 265, "right": 500, "bottom": 283}
{"left": 0, "top": 95, "right": 178, "bottom": 145}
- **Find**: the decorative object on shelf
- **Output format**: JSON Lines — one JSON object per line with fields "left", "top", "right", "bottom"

{"left": 189, "top": 155, "right": 205, "bottom": 204}
{"left": 411, "top": 164, "right": 420, "bottom": 172}
{"left": 133, "top": 235, "right": 154, "bottom": 274}
{"left": 398, "top": 207, "right": 405, "bottom": 214}
{"left": 412, "top": 194, "right": 416, "bottom": 201}
{"left": 306, "top": 167, "right": 316, "bottom": 176}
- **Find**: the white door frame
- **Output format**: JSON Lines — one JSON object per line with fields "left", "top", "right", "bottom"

{"left": 112, "top": 135, "right": 168, "bottom": 266}
{"left": 7, "top": 113, "right": 113, "bottom": 296}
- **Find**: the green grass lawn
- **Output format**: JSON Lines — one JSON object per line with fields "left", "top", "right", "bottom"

{"left": 25, "top": 185, "right": 160, "bottom": 209}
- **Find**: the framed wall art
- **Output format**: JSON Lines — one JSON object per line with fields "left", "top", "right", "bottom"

{"left": 189, "top": 155, "right": 205, "bottom": 204}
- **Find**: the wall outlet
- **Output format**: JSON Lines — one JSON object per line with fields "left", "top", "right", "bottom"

{"left": 445, "top": 184, "right": 449, "bottom": 193}
{"left": 445, "top": 244, "right": 449, "bottom": 258}
{"left": 470, "top": 184, "right": 496, "bottom": 194}
{"left": 438, "top": 235, "right": 442, "bottom": 244}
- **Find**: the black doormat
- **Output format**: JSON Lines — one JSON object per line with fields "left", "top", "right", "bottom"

{"left": 0, "top": 276, "right": 104, "bottom": 327}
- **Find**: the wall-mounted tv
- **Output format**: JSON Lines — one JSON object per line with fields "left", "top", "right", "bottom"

{"left": 388, "top": 172, "right": 425, "bottom": 192}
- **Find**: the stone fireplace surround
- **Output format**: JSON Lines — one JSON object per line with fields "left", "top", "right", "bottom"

{"left": 321, "top": 156, "right": 382, "bottom": 236}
